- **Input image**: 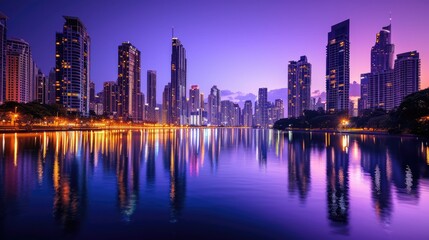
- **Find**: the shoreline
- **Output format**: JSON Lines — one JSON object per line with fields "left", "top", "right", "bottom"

{"left": 0, "top": 126, "right": 423, "bottom": 138}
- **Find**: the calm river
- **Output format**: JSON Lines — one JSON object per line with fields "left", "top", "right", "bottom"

{"left": 0, "top": 129, "right": 428, "bottom": 239}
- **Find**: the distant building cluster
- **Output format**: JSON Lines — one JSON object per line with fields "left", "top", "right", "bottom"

{"left": 358, "top": 23, "right": 420, "bottom": 114}
{"left": 286, "top": 19, "right": 421, "bottom": 119}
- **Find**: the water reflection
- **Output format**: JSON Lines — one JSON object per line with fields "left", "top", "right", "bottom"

{"left": 0, "top": 129, "right": 428, "bottom": 239}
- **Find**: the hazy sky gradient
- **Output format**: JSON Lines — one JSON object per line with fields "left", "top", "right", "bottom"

{"left": 2, "top": 0, "right": 428, "bottom": 102}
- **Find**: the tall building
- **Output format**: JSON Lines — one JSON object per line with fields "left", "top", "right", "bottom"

{"left": 243, "top": 100, "right": 253, "bottom": 127}
{"left": 47, "top": 68, "right": 56, "bottom": 104}
{"left": 162, "top": 83, "right": 171, "bottom": 124}
{"left": 170, "top": 36, "right": 187, "bottom": 125}
{"left": 0, "top": 12, "right": 6, "bottom": 104}
{"left": 55, "top": 16, "right": 90, "bottom": 115}
{"left": 288, "top": 56, "right": 311, "bottom": 118}
{"left": 394, "top": 51, "right": 420, "bottom": 106}
{"left": 220, "top": 100, "right": 235, "bottom": 126}
{"left": 273, "top": 99, "right": 284, "bottom": 123}
{"left": 5, "top": 38, "right": 31, "bottom": 103}
{"left": 258, "top": 88, "right": 268, "bottom": 128}
{"left": 208, "top": 85, "right": 220, "bottom": 125}
{"left": 103, "top": 81, "right": 118, "bottom": 116}
{"left": 117, "top": 42, "right": 141, "bottom": 121}
{"left": 189, "top": 85, "right": 202, "bottom": 126}
{"left": 89, "top": 80, "right": 95, "bottom": 112}
{"left": 147, "top": 70, "right": 157, "bottom": 122}
{"left": 371, "top": 24, "right": 394, "bottom": 73}
{"left": 36, "top": 69, "right": 47, "bottom": 104}
{"left": 367, "top": 24, "right": 395, "bottom": 111}
{"left": 326, "top": 19, "right": 350, "bottom": 114}
{"left": 358, "top": 73, "right": 370, "bottom": 113}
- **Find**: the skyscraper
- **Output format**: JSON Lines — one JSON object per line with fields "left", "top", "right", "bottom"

{"left": 0, "top": 12, "right": 6, "bottom": 104}
{"left": 147, "top": 70, "right": 157, "bottom": 122}
{"left": 117, "top": 42, "right": 141, "bottom": 121}
{"left": 103, "top": 81, "right": 118, "bottom": 116}
{"left": 189, "top": 85, "right": 201, "bottom": 126}
{"left": 5, "top": 38, "right": 31, "bottom": 103}
{"left": 371, "top": 24, "right": 394, "bottom": 73}
{"left": 288, "top": 56, "right": 311, "bottom": 118}
{"left": 170, "top": 36, "right": 187, "bottom": 125}
{"left": 243, "top": 100, "right": 253, "bottom": 127}
{"left": 326, "top": 19, "right": 350, "bottom": 114}
{"left": 394, "top": 51, "right": 420, "bottom": 106}
{"left": 367, "top": 24, "right": 395, "bottom": 111}
{"left": 208, "top": 85, "right": 220, "bottom": 126}
{"left": 358, "top": 73, "right": 370, "bottom": 113}
{"left": 162, "top": 83, "right": 171, "bottom": 124}
{"left": 36, "top": 69, "right": 47, "bottom": 104}
{"left": 258, "top": 88, "right": 268, "bottom": 128}
{"left": 55, "top": 16, "right": 90, "bottom": 116}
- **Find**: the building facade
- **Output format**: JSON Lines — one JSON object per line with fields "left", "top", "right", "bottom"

{"left": 117, "top": 42, "right": 142, "bottom": 121}
{"left": 170, "top": 37, "right": 187, "bottom": 125}
{"left": 208, "top": 85, "right": 220, "bottom": 126}
{"left": 243, "top": 100, "right": 253, "bottom": 127}
{"left": 326, "top": 19, "right": 350, "bottom": 114}
{"left": 55, "top": 16, "right": 90, "bottom": 115}
{"left": 0, "top": 13, "right": 6, "bottom": 104}
{"left": 258, "top": 88, "right": 268, "bottom": 128}
{"left": 394, "top": 51, "right": 420, "bottom": 106}
{"left": 288, "top": 56, "right": 311, "bottom": 118}
{"left": 147, "top": 70, "right": 157, "bottom": 122}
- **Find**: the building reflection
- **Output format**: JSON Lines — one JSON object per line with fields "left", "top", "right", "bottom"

{"left": 50, "top": 131, "right": 88, "bottom": 234}
{"left": 326, "top": 133, "right": 349, "bottom": 234}
{"left": 162, "top": 129, "right": 187, "bottom": 223}
{"left": 256, "top": 129, "right": 268, "bottom": 167}
{"left": 116, "top": 131, "right": 141, "bottom": 222}
{"left": 146, "top": 130, "right": 156, "bottom": 188}
{"left": 287, "top": 131, "right": 311, "bottom": 202}
{"left": 359, "top": 135, "right": 392, "bottom": 225}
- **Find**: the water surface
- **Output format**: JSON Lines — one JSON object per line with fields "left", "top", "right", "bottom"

{"left": 0, "top": 129, "right": 428, "bottom": 239}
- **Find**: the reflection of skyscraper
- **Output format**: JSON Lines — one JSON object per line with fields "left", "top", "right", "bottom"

{"left": 146, "top": 130, "right": 156, "bottom": 186}
{"left": 326, "top": 134, "right": 349, "bottom": 232}
{"left": 326, "top": 20, "right": 350, "bottom": 114}
{"left": 256, "top": 129, "right": 268, "bottom": 167}
{"left": 287, "top": 133, "right": 311, "bottom": 201}
{"left": 359, "top": 137, "right": 392, "bottom": 224}
{"left": 116, "top": 131, "right": 141, "bottom": 222}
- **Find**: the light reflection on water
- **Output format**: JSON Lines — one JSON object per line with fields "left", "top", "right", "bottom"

{"left": 0, "top": 129, "right": 428, "bottom": 239}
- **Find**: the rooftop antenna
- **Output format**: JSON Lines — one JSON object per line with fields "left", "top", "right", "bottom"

{"left": 389, "top": 11, "right": 392, "bottom": 25}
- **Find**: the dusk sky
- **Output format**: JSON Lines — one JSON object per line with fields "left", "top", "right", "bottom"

{"left": 1, "top": 0, "right": 428, "bottom": 102}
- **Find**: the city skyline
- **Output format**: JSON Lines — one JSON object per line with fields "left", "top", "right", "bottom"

{"left": 1, "top": 0, "right": 428, "bottom": 103}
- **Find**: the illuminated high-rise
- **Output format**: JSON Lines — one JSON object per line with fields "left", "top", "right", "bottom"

{"left": 394, "top": 51, "right": 420, "bottom": 106}
{"left": 117, "top": 42, "right": 142, "bottom": 121}
{"left": 288, "top": 56, "right": 311, "bottom": 118}
{"left": 258, "top": 88, "right": 268, "bottom": 128}
{"left": 243, "top": 100, "right": 253, "bottom": 127}
{"left": 5, "top": 38, "right": 31, "bottom": 103}
{"left": 208, "top": 85, "right": 220, "bottom": 125}
{"left": 55, "top": 16, "right": 90, "bottom": 115}
{"left": 0, "top": 12, "right": 6, "bottom": 104}
{"left": 169, "top": 36, "right": 187, "bottom": 125}
{"left": 147, "top": 70, "right": 157, "bottom": 122}
{"left": 326, "top": 19, "right": 350, "bottom": 114}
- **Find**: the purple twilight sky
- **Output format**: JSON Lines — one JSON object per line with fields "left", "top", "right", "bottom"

{"left": 1, "top": 0, "right": 428, "bottom": 102}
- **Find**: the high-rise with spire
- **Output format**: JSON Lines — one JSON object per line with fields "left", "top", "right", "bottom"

{"left": 367, "top": 23, "right": 395, "bottom": 111}
{"left": 55, "top": 16, "right": 90, "bottom": 116}
{"left": 288, "top": 56, "right": 311, "bottom": 118}
{"left": 169, "top": 34, "right": 187, "bottom": 125}
{"left": 326, "top": 19, "right": 350, "bottom": 114}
